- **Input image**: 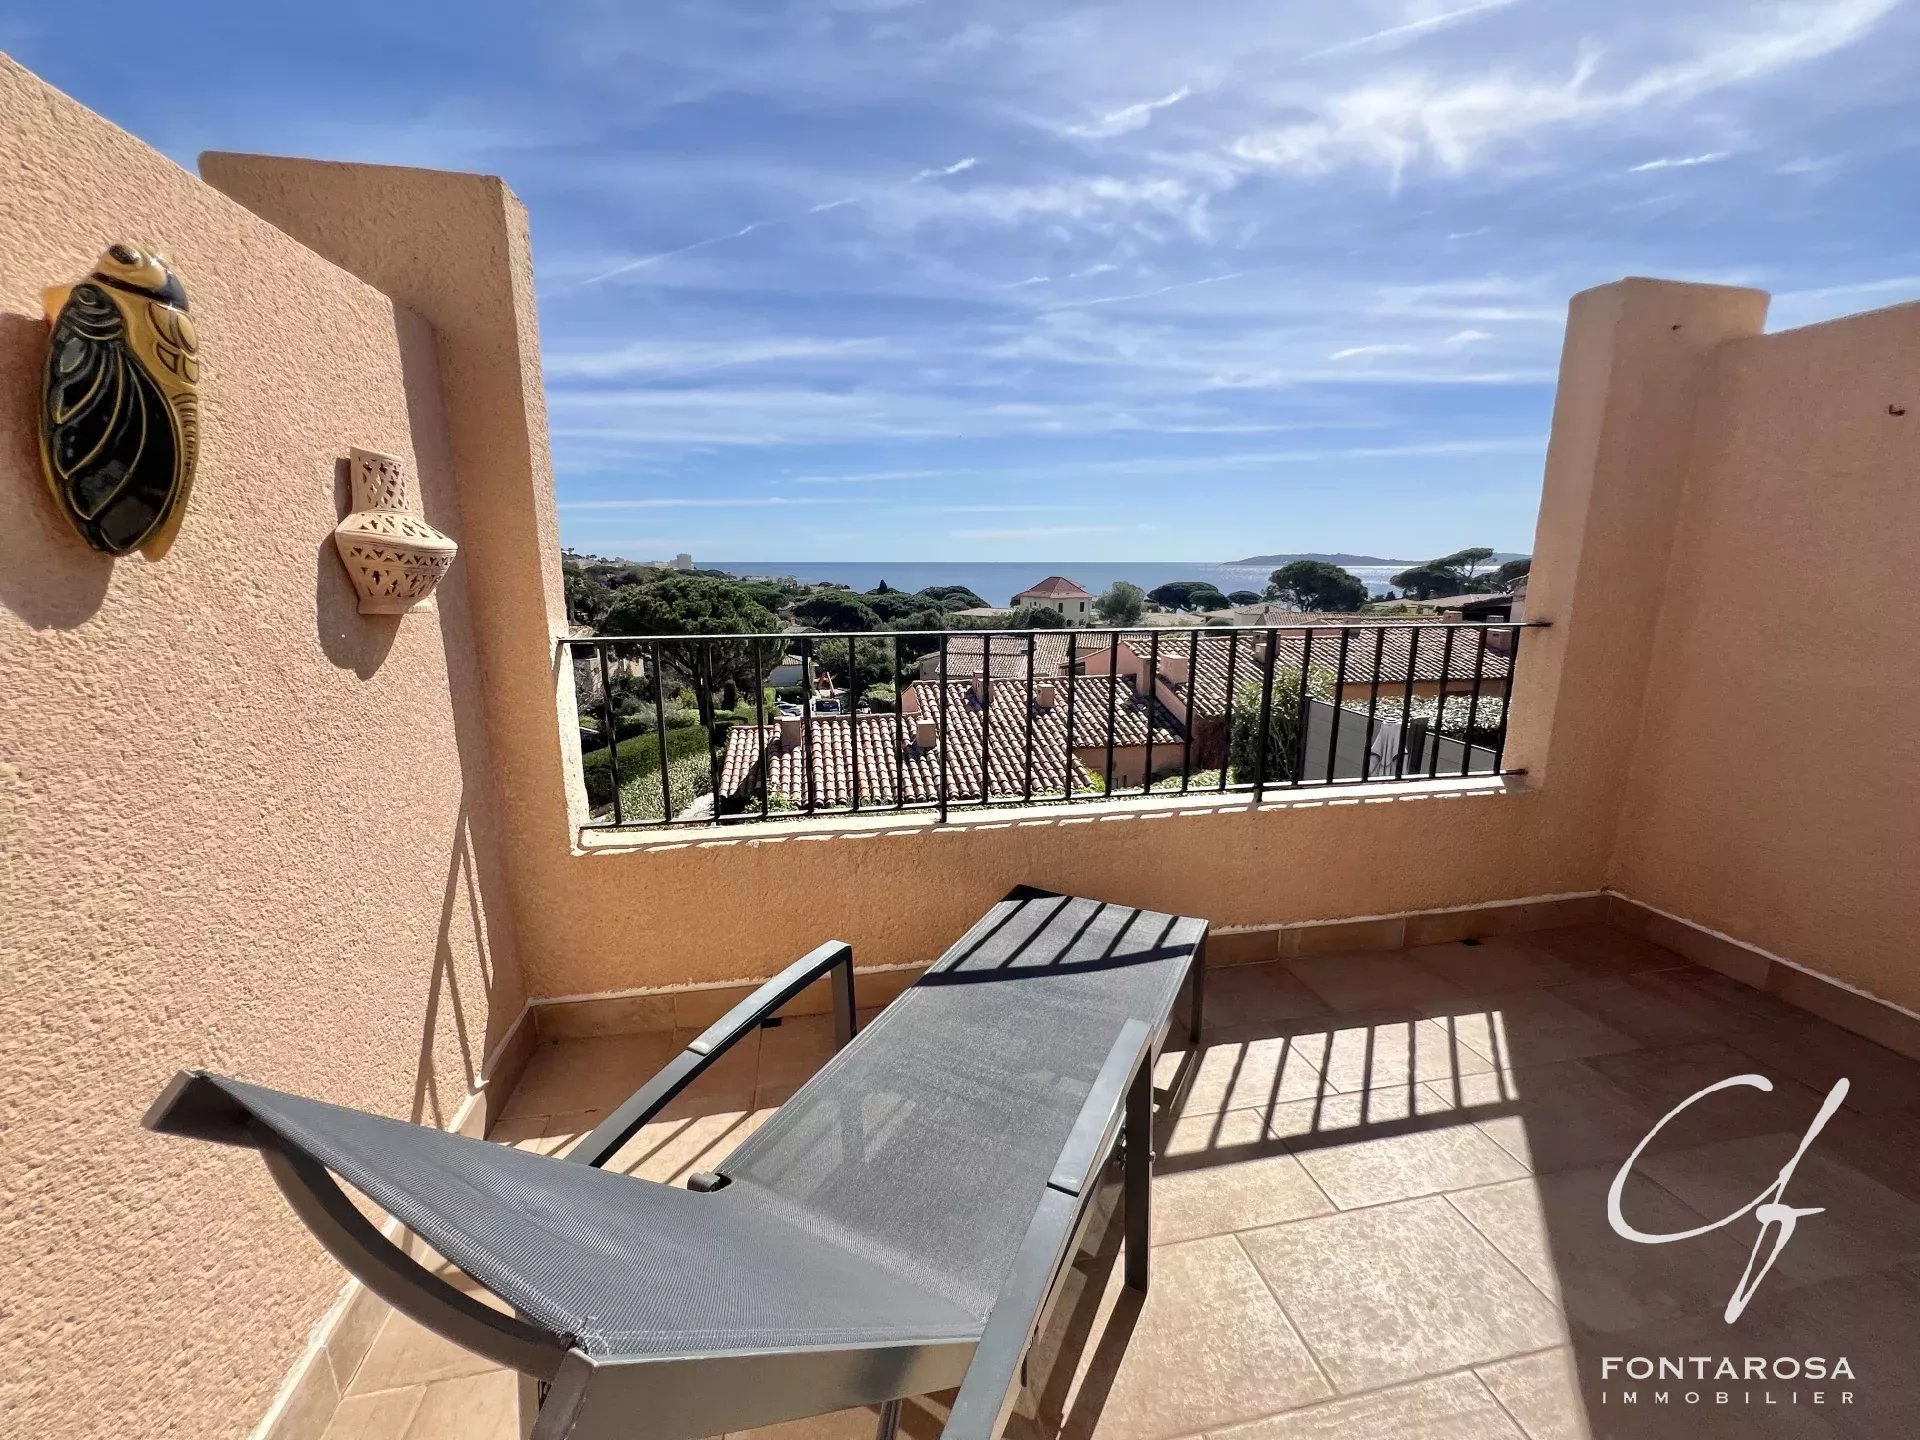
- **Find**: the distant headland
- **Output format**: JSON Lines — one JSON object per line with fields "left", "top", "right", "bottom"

{"left": 1225, "top": 551, "right": 1415, "bottom": 566}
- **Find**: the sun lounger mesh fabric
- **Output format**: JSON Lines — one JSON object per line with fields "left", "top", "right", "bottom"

{"left": 718, "top": 890, "right": 1203, "bottom": 1318}
{"left": 169, "top": 890, "right": 1200, "bottom": 1359}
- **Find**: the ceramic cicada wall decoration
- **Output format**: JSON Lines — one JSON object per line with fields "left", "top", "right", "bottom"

{"left": 39, "top": 243, "right": 201, "bottom": 557}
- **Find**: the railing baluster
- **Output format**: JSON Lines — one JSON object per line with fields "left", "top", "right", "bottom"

{"left": 704, "top": 641, "right": 722, "bottom": 819}
{"left": 1491, "top": 625, "right": 1521, "bottom": 775}
{"left": 1023, "top": 631, "right": 1036, "bottom": 805}
{"left": 1141, "top": 630, "right": 1160, "bottom": 796}
{"left": 893, "top": 633, "right": 905, "bottom": 811}
{"left": 800, "top": 636, "right": 817, "bottom": 815}
{"left": 978, "top": 633, "right": 993, "bottom": 803}
{"left": 1180, "top": 629, "right": 1198, "bottom": 794}
{"left": 1064, "top": 631, "right": 1078, "bottom": 801}
{"left": 1461, "top": 624, "right": 1490, "bottom": 777}
{"left": 848, "top": 634, "right": 861, "bottom": 814}
{"left": 1363, "top": 627, "right": 1386, "bottom": 780}
{"left": 1395, "top": 626, "right": 1419, "bottom": 781}
{"left": 1428, "top": 626, "right": 1457, "bottom": 779}
{"left": 937, "top": 635, "right": 950, "bottom": 823}
{"left": 1289, "top": 628, "right": 1315, "bottom": 785}
{"left": 1216, "top": 629, "right": 1239, "bottom": 793}
{"left": 1104, "top": 632, "right": 1121, "bottom": 795}
{"left": 752, "top": 637, "right": 768, "bottom": 822}
{"left": 1325, "top": 629, "right": 1351, "bottom": 786}
{"left": 651, "top": 641, "right": 673, "bottom": 823}
{"left": 596, "top": 642, "right": 624, "bottom": 827}
{"left": 1252, "top": 628, "right": 1278, "bottom": 803}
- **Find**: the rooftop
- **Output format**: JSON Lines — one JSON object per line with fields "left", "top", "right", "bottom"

{"left": 1016, "top": 576, "right": 1093, "bottom": 600}
{"left": 719, "top": 675, "right": 1186, "bottom": 808}
{"left": 326, "top": 914, "right": 1920, "bottom": 1440}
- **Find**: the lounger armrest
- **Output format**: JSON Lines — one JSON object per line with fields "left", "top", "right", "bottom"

{"left": 567, "top": 940, "right": 857, "bottom": 1169}
{"left": 940, "top": 1019, "right": 1154, "bottom": 1440}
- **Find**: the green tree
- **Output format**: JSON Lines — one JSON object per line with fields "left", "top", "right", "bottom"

{"left": 1388, "top": 563, "right": 1463, "bottom": 600}
{"left": 1494, "top": 557, "right": 1531, "bottom": 590}
{"left": 600, "top": 573, "right": 778, "bottom": 702}
{"left": 791, "top": 592, "right": 882, "bottom": 631}
{"left": 1006, "top": 603, "right": 1068, "bottom": 629}
{"left": 563, "top": 561, "right": 612, "bottom": 630}
{"left": 861, "top": 589, "right": 926, "bottom": 623}
{"left": 1228, "top": 672, "right": 1311, "bottom": 784}
{"left": 1094, "top": 580, "right": 1146, "bottom": 626}
{"left": 1432, "top": 547, "right": 1496, "bottom": 584}
{"left": 816, "top": 636, "right": 902, "bottom": 699}
{"left": 916, "top": 584, "right": 988, "bottom": 611}
{"left": 1226, "top": 589, "right": 1262, "bottom": 606}
{"left": 1147, "top": 580, "right": 1230, "bottom": 612}
{"left": 1266, "top": 561, "right": 1366, "bottom": 612}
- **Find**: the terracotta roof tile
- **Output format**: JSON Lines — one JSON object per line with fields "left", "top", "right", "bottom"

{"left": 1014, "top": 576, "right": 1092, "bottom": 599}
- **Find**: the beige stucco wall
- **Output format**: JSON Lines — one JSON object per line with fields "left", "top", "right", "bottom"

{"left": 1610, "top": 300, "right": 1920, "bottom": 1008}
{"left": 0, "top": 57, "right": 526, "bottom": 1439}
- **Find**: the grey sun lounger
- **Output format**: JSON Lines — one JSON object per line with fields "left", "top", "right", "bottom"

{"left": 145, "top": 886, "right": 1206, "bottom": 1440}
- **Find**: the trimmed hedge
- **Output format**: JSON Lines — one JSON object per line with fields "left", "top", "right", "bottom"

{"left": 582, "top": 724, "right": 712, "bottom": 808}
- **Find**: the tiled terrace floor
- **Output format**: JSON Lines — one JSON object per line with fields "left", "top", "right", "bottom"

{"left": 324, "top": 925, "right": 1920, "bottom": 1440}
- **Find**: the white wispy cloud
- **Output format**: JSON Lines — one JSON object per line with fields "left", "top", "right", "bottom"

{"left": 1069, "top": 263, "right": 1120, "bottom": 279}
{"left": 912, "top": 156, "right": 981, "bottom": 181}
{"left": 1235, "top": 0, "right": 1898, "bottom": 182}
{"left": 1330, "top": 329, "right": 1491, "bottom": 360}
{"left": 794, "top": 469, "right": 948, "bottom": 485}
{"left": 557, "top": 496, "right": 855, "bottom": 509}
{"left": 546, "top": 336, "right": 897, "bottom": 380}
{"left": 1304, "top": 0, "right": 1524, "bottom": 61}
{"left": 1044, "top": 270, "right": 1247, "bottom": 310}
{"left": 1064, "top": 86, "right": 1192, "bottom": 139}
{"left": 1627, "top": 151, "right": 1729, "bottom": 172}
{"left": 995, "top": 275, "right": 1052, "bottom": 289}
{"left": 949, "top": 523, "right": 1154, "bottom": 541}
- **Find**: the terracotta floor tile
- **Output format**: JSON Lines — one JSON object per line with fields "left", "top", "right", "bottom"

{"left": 1425, "top": 1062, "right": 1659, "bottom": 1176}
{"left": 1210, "top": 1370, "right": 1526, "bottom": 1440}
{"left": 1548, "top": 973, "right": 1738, "bottom": 1049}
{"left": 1290, "top": 1014, "right": 1495, "bottom": 1094}
{"left": 499, "top": 1033, "right": 678, "bottom": 1119}
{"left": 1407, "top": 937, "right": 1592, "bottom": 996}
{"left": 1474, "top": 1348, "right": 1591, "bottom": 1440}
{"left": 756, "top": 1014, "right": 841, "bottom": 1089}
{"left": 1722, "top": 1015, "right": 1920, "bottom": 1115}
{"left": 1267, "top": 1092, "right": 1527, "bottom": 1209}
{"left": 1155, "top": 1027, "right": 1329, "bottom": 1118}
{"left": 1582, "top": 1043, "right": 1826, "bottom": 1153}
{"left": 347, "top": 1313, "right": 500, "bottom": 1395}
{"left": 726, "top": 1406, "right": 886, "bottom": 1440}
{"left": 1203, "top": 963, "right": 1334, "bottom": 1026}
{"left": 321, "top": 1387, "right": 426, "bottom": 1440}
{"left": 603, "top": 1102, "right": 765, "bottom": 1183}
{"left": 1238, "top": 1196, "right": 1565, "bottom": 1393}
{"left": 1284, "top": 950, "right": 1471, "bottom": 1014}
{"left": 1637, "top": 1132, "right": 1920, "bottom": 1286}
{"left": 1032, "top": 1233, "right": 1332, "bottom": 1440}
{"left": 1526, "top": 924, "right": 1688, "bottom": 979}
{"left": 669, "top": 1026, "right": 764, "bottom": 1101}
{"left": 1447, "top": 1167, "right": 1752, "bottom": 1333}
{"left": 400, "top": 1368, "right": 525, "bottom": 1440}
{"left": 1152, "top": 1105, "right": 1333, "bottom": 1243}
{"left": 1433, "top": 992, "right": 1640, "bottom": 1071}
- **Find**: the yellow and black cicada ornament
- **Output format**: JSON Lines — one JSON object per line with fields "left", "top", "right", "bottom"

{"left": 39, "top": 244, "right": 201, "bottom": 558}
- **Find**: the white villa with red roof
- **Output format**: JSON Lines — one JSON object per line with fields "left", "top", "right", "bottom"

{"left": 1011, "top": 575, "right": 1092, "bottom": 623}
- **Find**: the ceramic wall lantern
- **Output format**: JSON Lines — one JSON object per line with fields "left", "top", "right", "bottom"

{"left": 332, "top": 448, "right": 458, "bottom": 614}
{"left": 39, "top": 243, "right": 201, "bottom": 557}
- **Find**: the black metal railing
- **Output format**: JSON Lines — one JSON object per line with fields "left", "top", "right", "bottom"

{"left": 567, "top": 620, "right": 1545, "bottom": 830}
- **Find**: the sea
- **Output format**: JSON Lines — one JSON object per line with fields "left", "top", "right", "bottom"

{"left": 707, "top": 561, "right": 1410, "bottom": 605}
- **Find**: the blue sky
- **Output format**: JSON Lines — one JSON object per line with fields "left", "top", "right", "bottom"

{"left": 7, "top": 1, "right": 1919, "bottom": 563}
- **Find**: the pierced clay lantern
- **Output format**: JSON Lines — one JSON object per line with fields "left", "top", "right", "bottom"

{"left": 331, "top": 448, "right": 458, "bottom": 614}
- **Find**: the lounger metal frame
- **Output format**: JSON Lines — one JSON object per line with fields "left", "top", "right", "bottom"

{"left": 144, "top": 910, "right": 1205, "bottom": 1440}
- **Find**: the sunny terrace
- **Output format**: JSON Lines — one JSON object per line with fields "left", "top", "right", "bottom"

{"left": 5, "top": 56, "right": 1919, "bottom": 1440}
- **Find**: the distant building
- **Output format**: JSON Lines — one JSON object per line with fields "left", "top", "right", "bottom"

{"left": 1011, "top": 576, "right": 1092, "bottom": 623}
